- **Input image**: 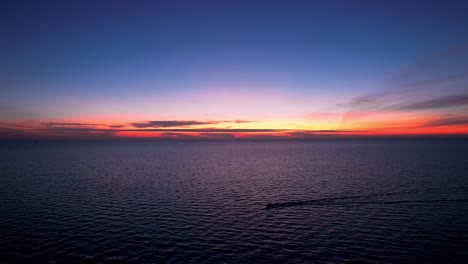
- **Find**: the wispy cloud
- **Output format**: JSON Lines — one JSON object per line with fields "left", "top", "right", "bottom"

{"left": 232, "top": 120, "right": 255, "bottom": 124}
{"left": 0, "top": 119, "right": 368, "bottom": 140}
{"left": 332, "top": 43, "right": 468, "bottom": 133}
{"left": 131, "top": 120, "right": 218, "bottom": 128}
{"left": 117, "top": 128, "right": 283, "bottom": 133}
{"left": 424, "top": 115, "right": 468, "bottom": 127}
{"left": 388, "top": 94, "right": 468, "bottom": 111}
{"left": 130, "top": 120, "right": 254, "bottom": 128}
{"left": 45, "top": 122, "right": 101, "bottom": 127}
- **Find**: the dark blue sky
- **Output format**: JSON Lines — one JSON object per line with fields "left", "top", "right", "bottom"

{"left": 1, "top": 1, "right": 468, "bottom": 130}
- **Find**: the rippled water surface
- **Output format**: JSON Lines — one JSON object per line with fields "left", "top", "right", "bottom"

{"left": 1, "top": 140, "right": 468, "bottom": 263}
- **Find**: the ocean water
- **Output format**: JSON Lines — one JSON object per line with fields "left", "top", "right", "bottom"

{"left": 1, "top": 140, "right": 467, "bottom": 263}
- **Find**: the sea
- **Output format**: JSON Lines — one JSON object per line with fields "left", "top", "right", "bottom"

{"left": 1, "top": 140, "right": 468, "bottom": 263}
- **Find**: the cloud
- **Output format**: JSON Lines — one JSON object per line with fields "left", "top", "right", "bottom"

{"left": 118, "top": 128, "right": 283, "bottom": 133}
{"left": 233, "top": 120, "right": 255, "bottom": 124}
{"left": 0, "top": 118, "right": 373, "bottom": 141}
{"left": 43, "top": 125, "right": 117, "bottom": 139}
{"left": 131, "top": 120, "right": 218, "bottom": 128}
{"left": 389, "top": 94, "right": 468, "bottom": 111}
{"left": 45, "top": 122, "right": 100, "bottom": 127}
{"left": 130, "top": 120, "right": 254, "bottom": 128}
{"left": 0, "top": 121, "right": 116, "bottom": 140}
{"left": 389, "top": 43, "right": 468, "bottom": 86}
{"left": 47, "top": 126, "right": 97, "bottom": 132}
{"left": 425, "top": 115, "right": 468, "bottom": 127}
{"left": 335, "top": 43, "right": 468, "bottom": 131}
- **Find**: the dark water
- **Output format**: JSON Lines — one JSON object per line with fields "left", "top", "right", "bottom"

{"left": 1, "top": 140, "right": 468, "bottom": 263}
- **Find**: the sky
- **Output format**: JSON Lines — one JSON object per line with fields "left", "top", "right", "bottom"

{"left": 1, "top": 0, "right": 468, "bottom": 140}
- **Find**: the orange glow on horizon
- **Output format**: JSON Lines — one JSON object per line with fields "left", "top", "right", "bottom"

{"left": 1, "top": 110, "right": 467, "bottom": 140}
